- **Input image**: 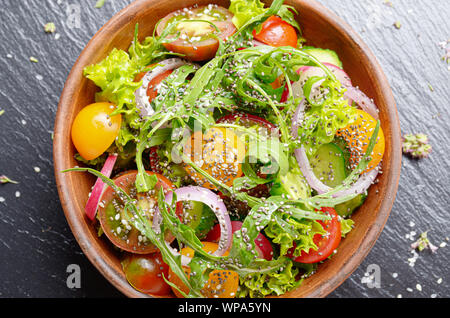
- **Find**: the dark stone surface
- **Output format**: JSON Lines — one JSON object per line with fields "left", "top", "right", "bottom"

{"left": 0, "top": 0, "right": 448, "bottom": 298}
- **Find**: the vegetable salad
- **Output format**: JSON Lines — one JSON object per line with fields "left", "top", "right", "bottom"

{"left": 66, "top": 0, "right": 385, "bottom": 298}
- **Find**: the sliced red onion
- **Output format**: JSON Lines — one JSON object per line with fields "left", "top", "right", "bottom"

{"left": 331, "top": 168, "right": 379, "bottom": 198}
{"left": 153, "top": 186, "right": 232, "bottom": 257}
{"left": 290, "top": 65, "right": 379, "bottom": 198}
{"left": 291, "top": 64, "right": 353, "bottom": 101}
{"left": 294, "top": 146, "right": 332, "bottom": 195}
{"left": 134, "top": 58, "right": 189, "bottom": 117}
{"left": 322, "top": 63, "right": 352, "bottom": 88}
{"left": 85, "top": 153, "right": 118, "bottom": 220}
{"left": 294, "top": 146, "right": 379, "bottom": 198}
{"left": 291, "top": 98, "right": 306, "bottom": 138}
{"left": 344, "top": 85, "right": 379, "bottom": 120}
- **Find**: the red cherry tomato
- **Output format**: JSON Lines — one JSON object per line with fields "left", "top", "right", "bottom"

{"left": 253, "top": 16, "right": 298, "bottom": 48}
{"left": 216, "top": 112, "right": 277, "bottom": 131}
{"left": 206, "top": 221, "right": 273, "bottom": 260}
{"left": 97, "top": 170, "right": 182, "bottom": 254}
{"left": 287, "top": 207, "right": 341, "bottom": 263}
{"left": 156, "top": 5, "right": 236, "bottom": 61}
{"left": 122, "top": 253, "right": 171, "bottom": 296}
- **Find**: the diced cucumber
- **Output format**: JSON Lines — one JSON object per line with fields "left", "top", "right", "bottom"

{"left": 332, "top": 136, "right": 352, "bottom": 175}
{"left": 183, "top": 201, "right": 216, "bottom": 239}
{"left": 335, "top": 194, "right": 367, "bottom": 217}
{"left": 309, "top": 142, "right": 366, "bottom": 216}
{"left": 270, "top": 170, "right": 311, "bottom": 200}
{"left": 309, "top": 143, "right": 347, "bottom": 188}
{"left": 302, "top": 46, "right": 343, "bottom": 69}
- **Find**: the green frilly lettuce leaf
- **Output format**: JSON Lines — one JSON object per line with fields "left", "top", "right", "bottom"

{"left": 229, "top": 0, "right": 267, "bottom": 29}
{"left": 237, "top": 259, "right": 302, "bottom": 298}
{"left": 265, "top": 213, "right": 326, "bottom": 257}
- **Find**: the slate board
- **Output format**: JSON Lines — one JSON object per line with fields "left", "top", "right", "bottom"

{"left": 0, "top": 0, "right": 448, "bottom": 298}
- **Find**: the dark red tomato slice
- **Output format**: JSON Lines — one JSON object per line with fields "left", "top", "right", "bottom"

{"left": 253, "top": 16, "right": 298, "bottom": 48}
{"left": 122, "top": 253, "right": 171, "bottom": 296}
{"left": 216, "top": 112, "right": 277, "bottom": 131}
{"left": 149, "top": 146, "right": 163, "bottom": 174}
{"left": 287, "top": 207, "right": 341, "bottom": 264}
{"left": 216, "top": 112, "right": 274, "bottom": 215}
{"left": 135, "top": 66, "right": 173, "bottom": 104}
{"left": 206, "top": 221, "right": 273, "bottom": 260}
{"left": 156, "top": 5, "right": 236, "bottom": 61}
{"left": 97, "top": 170, "right": 182, "bottom": 254}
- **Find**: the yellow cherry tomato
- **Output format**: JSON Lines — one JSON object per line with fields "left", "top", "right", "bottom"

{"left": 336, "top": 109, "right": 385, "bottom": 173}
{"left": 168, "top": 242, "right": 239, "bottom": 298}
{"left": 71, "top": 102, "right": 121, "bottom": 160}
{"left": 183, "top": 127, "right": 245, "bottom": 190}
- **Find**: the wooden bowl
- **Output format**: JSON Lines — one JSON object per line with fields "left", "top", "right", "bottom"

{"left": 53, "top": 0, "right": 402, "bottom": 298}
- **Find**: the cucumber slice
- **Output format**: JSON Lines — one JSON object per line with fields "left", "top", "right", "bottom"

{"left": 332, "top": 136, "right": 352, "bottom": 175}
{"left": 302, "top": 46, "right": 343, "bottom": 69}
{"left": 335, "top": 194, "right": 367, "bottom": 217}
{"left": 309, "top": 143, "right": 347, "bottom": 188}
{"left": 309, "top": 142, "right": 366, "bottom": 216}
{"left": 183, "top": 201, "right": 216, "bottom": 239}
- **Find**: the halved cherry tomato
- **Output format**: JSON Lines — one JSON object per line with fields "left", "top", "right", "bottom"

{"left": 168, "top": 241, "right": 239, "bottom": 298}
{"left": 206, "top": 221, "right": 273, "bottom": 260}
{"left": 216, "top": 113, "right": 273, "bottom": 215}
{"left": 287, "top": 207, "right": 341, "bottom": 264}
{"left": 253, "top": 15, "right": 298, "bottom": 48}
{"left": 149, "top": 146, "right": 163, "bottom": 174}
{"left": 97, "top": 170, "right": 182, "bottom": 254}
{"left": 122, "top": 252, "right": 171, "bottom": 296}
{"left": 156, "top": 5, "right": 236, "bottom": 61}
{"left": 336, "top": 109, "right": 385, "bottom": 173}
{"left": 183, "top": 127, "right": 246, "bottom": 190}
{"left": 216, "top": 112, "right": 277, "bottom": 131}
{"left": 71, "top": 102, "right": 121, "bottom": 161}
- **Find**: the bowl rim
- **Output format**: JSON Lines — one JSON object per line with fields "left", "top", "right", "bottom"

{"left": 53, "top": 0, "right": 402, "bottom": 298}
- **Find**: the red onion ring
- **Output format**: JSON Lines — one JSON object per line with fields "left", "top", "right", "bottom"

{"left": 294, "top": 146, "right": 331, "bottom": 195}
{"left": 153, "top": 186, "right": 232, "bottom": 257}
{"left": 294, "top": 146, "right": 379, "bottom": 197}
{"left": 291, "top": 98, "right": 306, "bottom": 134}
{"left": 344, "top": 85, "right": 379, "bottom": 120}
{"left": 134, "top": 58, "right": 190, "bottom": 117}
{"left": 85, "top": 153, "right": 118, "bottom": 220}
{"left": 331, "top": 168, "right": 379, "bottom": 198}
{"left": 290, "top": 85, "right": 379, "bottom": 198}
{"left": 322, "top": 63, "right": 352, "bottom": 88}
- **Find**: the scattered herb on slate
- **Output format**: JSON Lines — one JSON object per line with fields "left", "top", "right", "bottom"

{"left": 402, "top": 134, "right": 432, "bottom": 159}
{"left": 0, "top": 175, "right": 18, "bottom": 184}
{"left": 44, "top": 22, "right": 56, "bottom": 33}
{"left": 95, "top": 0, "right": 106, "bottom": 9}
{"left": 411, "top": 232, "right": 438, "bottom": 253}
